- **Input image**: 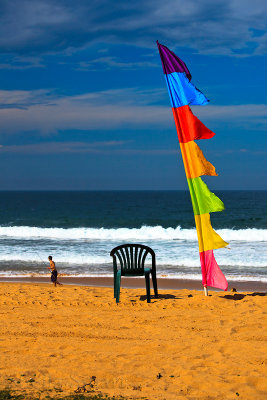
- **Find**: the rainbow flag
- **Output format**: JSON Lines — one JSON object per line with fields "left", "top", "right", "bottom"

{"left": 157, "top": 41, "right": 228, "bottom": 291}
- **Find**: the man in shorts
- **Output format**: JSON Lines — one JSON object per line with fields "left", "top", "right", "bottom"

{"left": 48, "top": 255, "right": 62, "bottom": 287}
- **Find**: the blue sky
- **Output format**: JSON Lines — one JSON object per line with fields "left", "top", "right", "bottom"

{"left": 0, "top": 0, "right": 266, "bottom": 190}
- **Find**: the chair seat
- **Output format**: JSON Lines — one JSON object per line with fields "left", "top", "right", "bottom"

{"left": 121, "top": 267, "right": 152, "bottom": 277}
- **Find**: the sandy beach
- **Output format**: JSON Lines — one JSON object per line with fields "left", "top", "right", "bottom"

{"left": 0, "top": 282, "right": 266, "bottom": 399}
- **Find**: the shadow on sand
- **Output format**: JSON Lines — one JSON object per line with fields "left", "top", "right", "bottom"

{"left": 138, "top": 293, "right": 181, "bottom": 301}
{"left": 222, "top": 292, "right": 266, "bottom": 301}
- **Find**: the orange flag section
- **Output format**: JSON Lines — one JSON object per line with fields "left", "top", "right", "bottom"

{"left": 180, "top": 141, "right": 217, "bottom": 179}
{"left": 195, "top": 213, "right": 228, "bottom": 252}
{"left": 172, "top": 105, "right": 215, "bottom": 143}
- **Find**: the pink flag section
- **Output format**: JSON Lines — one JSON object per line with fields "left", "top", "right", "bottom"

{"left": 200, "top": 250, "right": 228, "bottom": 291}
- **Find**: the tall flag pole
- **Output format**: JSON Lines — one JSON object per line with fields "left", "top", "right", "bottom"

{"left": 157, "top": 41, "right": 228, "bottom": 294}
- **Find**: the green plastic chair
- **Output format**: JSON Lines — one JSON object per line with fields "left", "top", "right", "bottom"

{"left": 110, "top": 244, "right": 158, "bottom": 303}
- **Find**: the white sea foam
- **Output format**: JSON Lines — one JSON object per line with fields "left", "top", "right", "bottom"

{"left": 0, "top": 254, "right": 111, "bottom": 265}
{"left": 0, "top": 251, "right": 265, "bottom": 268}
{"left": 0, "top": 225, "right": 266, "bottom": 242}
{"left": 0, "top": 225, "right": 266, "bottom": 280}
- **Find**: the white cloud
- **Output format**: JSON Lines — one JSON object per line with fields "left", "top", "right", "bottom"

{"left": 0, "top": 56, "right": 45, "bottom": 70}
{"left": 0, "top": 140, "right": 128, "bottom": 154}
{"left": 0, "top": 141, "right": 179, "bottom": 155}
{"left": 0, "top": 88, "right": 266, "bottom": 136}
{"left": 76, "top": 56, "right": 158, "bottom": 71}
{"left": 194, "top": 104, "right": 267, "bottom": 125}
{"left": 0, "top": 88, "right": 170, "bottom": 134}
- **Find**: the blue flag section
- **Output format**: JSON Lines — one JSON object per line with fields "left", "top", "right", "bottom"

{"left": 165, "top": 72, "right": 209, "bottom": 107}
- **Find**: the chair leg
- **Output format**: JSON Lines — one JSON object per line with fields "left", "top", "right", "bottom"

{"left": 152, "top": 271, "right": 158, "bottom": 298}
{"left": 115, "top": 271, "right": 121, "bottom": 303}
{"left": 145, "top": 272, "right": 151, "bottom": 303}
{"left": 114, "top": 272, "right": 117, "bottom": 298}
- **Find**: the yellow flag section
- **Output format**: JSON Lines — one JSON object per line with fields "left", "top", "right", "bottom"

{"left": 180, "top": 141, "right": 217, "bottom": 179}
{"left": 195, "top": 213, "right": 228, "bottom": 252}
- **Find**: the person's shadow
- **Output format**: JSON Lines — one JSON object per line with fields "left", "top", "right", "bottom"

{"left": 222, "top": 292, "right": 266, "bottom": 301}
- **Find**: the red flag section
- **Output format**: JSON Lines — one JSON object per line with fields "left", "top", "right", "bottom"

{"left": 172, "top": 105, "right": 215, "bottom": 143}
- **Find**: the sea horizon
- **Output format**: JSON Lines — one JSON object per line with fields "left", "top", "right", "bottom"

{"left": 0, "top": 189, "right": 266, "bottom": 192}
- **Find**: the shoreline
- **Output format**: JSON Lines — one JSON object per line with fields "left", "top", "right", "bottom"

{"left": 0, "top": 275, "right": 266, "bottom": 292}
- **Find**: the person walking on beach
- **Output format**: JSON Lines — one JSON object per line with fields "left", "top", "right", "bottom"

{"left": 48, "top": 255, "right": 62, "bottom": 287}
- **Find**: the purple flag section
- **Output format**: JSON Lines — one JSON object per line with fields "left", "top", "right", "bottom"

{"left": 157, "top": 41, "right": 191, "bottom": 80}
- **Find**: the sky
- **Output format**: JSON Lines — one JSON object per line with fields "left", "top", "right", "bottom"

{"left": 0, "top": 0, "right": 266, "bottom": 190}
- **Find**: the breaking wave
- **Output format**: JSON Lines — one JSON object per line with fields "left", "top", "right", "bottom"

{"left": 0, "top": 225, "right": 266, "bottom": 242}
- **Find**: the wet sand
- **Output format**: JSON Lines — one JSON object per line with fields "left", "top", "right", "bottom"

{"left": 0, "top": 282, "right": 266, "bottom": 399}
{"left": 0, "top": 275, "right": 266, "bottom": 292}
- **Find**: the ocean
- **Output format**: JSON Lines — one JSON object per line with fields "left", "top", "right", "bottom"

{"left": 0, "top": 191, "right": 266, "bottom": 283}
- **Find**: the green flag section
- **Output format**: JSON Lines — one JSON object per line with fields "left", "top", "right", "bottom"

{"left": 187, "top": 177, "right": 225, "bottom": 216}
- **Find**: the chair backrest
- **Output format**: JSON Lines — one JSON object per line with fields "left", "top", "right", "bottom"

{"left": 110, "top": 244, "right": 156, "bottom": 276}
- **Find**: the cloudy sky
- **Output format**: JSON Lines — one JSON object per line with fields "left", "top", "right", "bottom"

{"left": 0, "top": 0, "right": 266, "bottom": 190}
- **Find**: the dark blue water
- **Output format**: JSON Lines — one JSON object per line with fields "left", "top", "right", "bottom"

{"left": 0, "top": 190, "right": 266, "bottom": 229}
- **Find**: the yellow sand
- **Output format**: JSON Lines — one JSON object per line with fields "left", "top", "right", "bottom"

{"left": 0, "top": 283, "right": 266, "bottom": 400}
